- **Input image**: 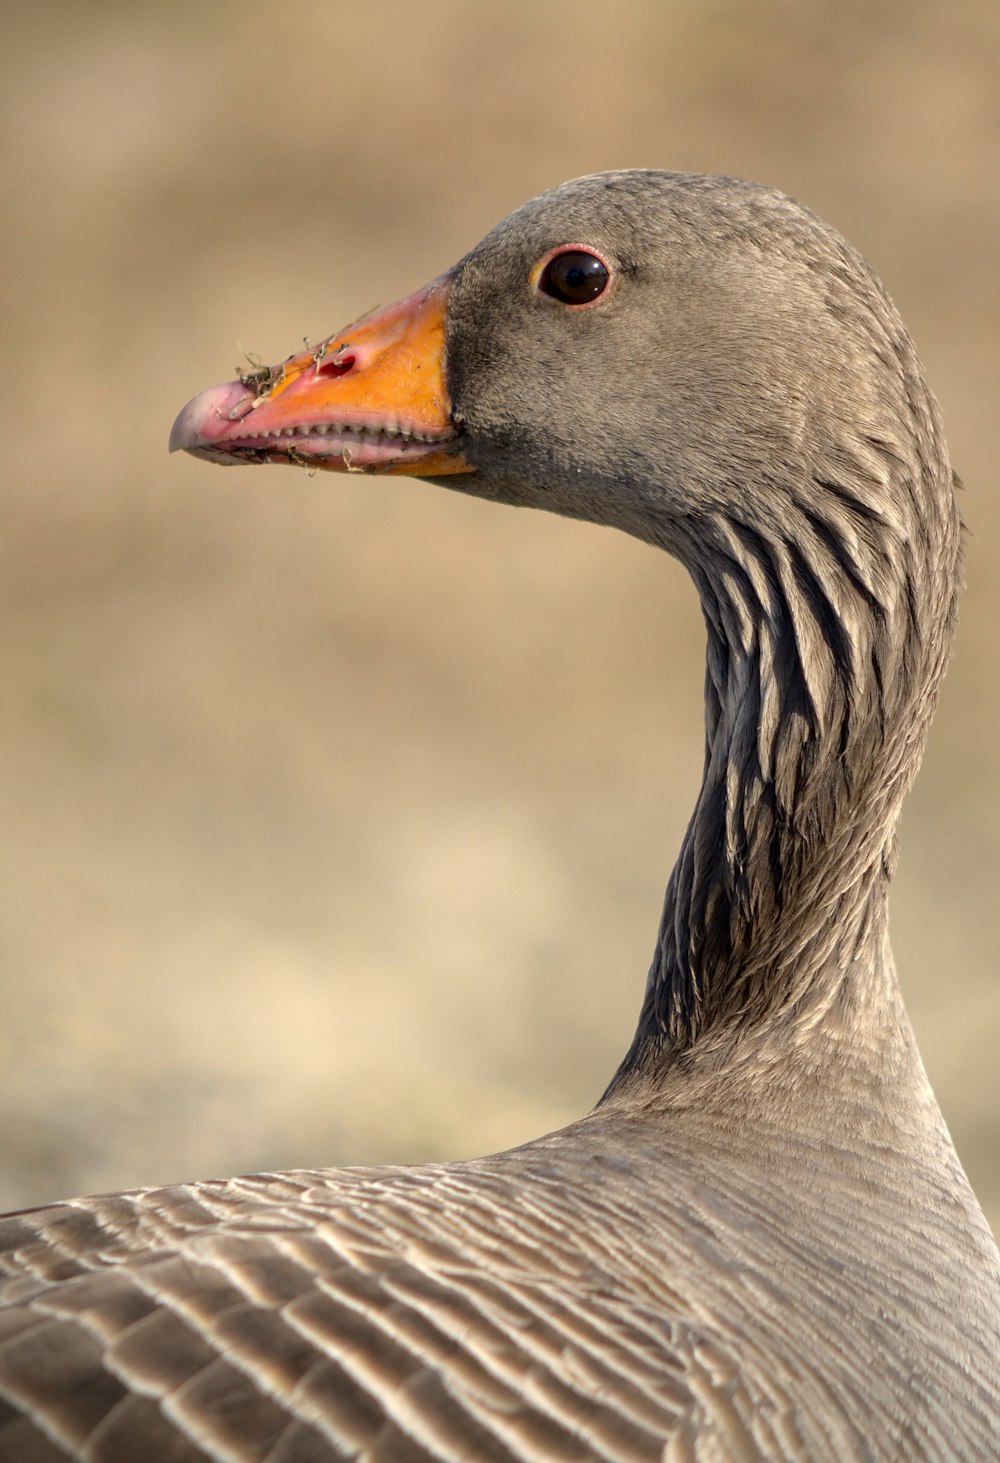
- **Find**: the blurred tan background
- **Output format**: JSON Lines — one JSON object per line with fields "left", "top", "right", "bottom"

{"left": 2, "top": 0, "right": 998, "bottom": 1234}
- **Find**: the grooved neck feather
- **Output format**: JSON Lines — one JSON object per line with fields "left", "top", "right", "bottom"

{"left": 615, "top": 383, "right": 961, "bottom": 1082}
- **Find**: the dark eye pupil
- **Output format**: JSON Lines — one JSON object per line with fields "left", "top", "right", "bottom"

{"left": 539, "top": 250, "right": 609, "bottom": 305}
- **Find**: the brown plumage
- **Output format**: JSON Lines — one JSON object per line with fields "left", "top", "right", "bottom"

{"left": 2, "top": 171, "right": 998, "bottom": 1461}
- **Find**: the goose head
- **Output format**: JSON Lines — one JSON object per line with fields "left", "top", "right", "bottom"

{"left": 170, "top": 170, "right": 945, "bottom": 571}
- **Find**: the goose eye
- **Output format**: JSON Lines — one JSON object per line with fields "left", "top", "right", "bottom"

{"left": 538, "top": 249, "right": 610, "bottom": 306}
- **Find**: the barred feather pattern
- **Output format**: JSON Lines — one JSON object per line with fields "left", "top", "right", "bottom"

{"left": 2, "top": 1102, "right": 1000, "bottom": 1462}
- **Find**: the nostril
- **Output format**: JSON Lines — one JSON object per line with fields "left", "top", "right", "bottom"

{"left": 316, "top": 351, "right": 356, "bottom": 379}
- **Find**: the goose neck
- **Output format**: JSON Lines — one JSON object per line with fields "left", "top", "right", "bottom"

{"left": 615, "top": 443, "right": 961, "bottom": 1086}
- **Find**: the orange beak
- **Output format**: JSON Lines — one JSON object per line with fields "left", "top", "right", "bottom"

{"left": 169, "top": 272, "right": 473, "bottom": 478}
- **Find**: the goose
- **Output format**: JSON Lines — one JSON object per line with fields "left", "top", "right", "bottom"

{"left": 2, "top": 170, "right": 999, "bottom": 1461}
